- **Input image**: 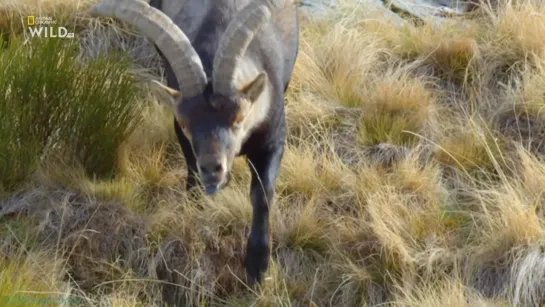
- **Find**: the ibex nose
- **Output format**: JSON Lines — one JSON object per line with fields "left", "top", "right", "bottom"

{"left": 198, "top": 155, "right": 225, "bottom": 181}
{"left": 197, "top": 155, "right": 227, "bottom": 195}
{"left": 198, "top": 161, "right": 223, "bottom": 175}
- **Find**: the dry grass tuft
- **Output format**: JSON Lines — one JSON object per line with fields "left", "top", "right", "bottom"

{"left": 430, "top": 37, "right": 480, "bottom": 81}
{"left": 391, "top": 277, "right": 509, "bottom": 306}
{"left": 494, "top": 61, "right": 545, "bottom": 154}
{"left": 358, "top": 73, "right": 436, "bottom": 147}
{"left": 433, "top": 124, "right": 504, "bottom": 172}
{"left": 0, "top": 189, "right": 149, "bottom": 292}
{"left": 490, "top": 0, "right": 545, "bottom": 61}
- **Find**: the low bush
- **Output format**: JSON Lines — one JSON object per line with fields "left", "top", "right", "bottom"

{"left": 0, "top": 36, "right": 143, "bottom": 193}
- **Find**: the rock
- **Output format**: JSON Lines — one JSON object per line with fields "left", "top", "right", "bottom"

{"left": 299, "top": 0, "right": 471, "bottom": 26}
{"left": 384, "top": 0, "right": 466, "bottom": 19}
{"left": 299, "top": 0, "right": 409, "bottom": 26}
{"left": 298, "top": 0, "right": 338, "bottom": 17}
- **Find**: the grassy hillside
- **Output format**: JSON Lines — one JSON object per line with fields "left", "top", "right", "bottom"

{"left": 1, "top": 0, "right": 545, "bottom": 306}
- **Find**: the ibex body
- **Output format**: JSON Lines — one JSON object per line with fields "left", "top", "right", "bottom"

{"left": 89, "top": 0, "right": 299, "bottom": 286}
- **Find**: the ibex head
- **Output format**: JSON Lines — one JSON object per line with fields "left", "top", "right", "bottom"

{"left": 89, "top": 0, "right": 283, "bottom": 195}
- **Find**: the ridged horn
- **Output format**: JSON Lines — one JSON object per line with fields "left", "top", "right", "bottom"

{"left": 89, "top": 0, "right": 207, "bottom": 99}
{"left": 212, "top": 0, "right": 284, "bottom": 95}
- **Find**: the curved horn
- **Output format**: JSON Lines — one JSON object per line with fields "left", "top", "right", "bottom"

{"left": 212, "top": 0, "right": 284, "bottom": 95}
{"left": 89, "top": 0, "right": 207, "bottom": 99}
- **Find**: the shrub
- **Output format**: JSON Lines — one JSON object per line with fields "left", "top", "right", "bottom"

{"left": 0, "top": 35, "right": 143, "bottom": 192}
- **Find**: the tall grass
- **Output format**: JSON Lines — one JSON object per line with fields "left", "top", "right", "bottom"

{"left": 0, "top": 35, "right": 143, "bottom": 193}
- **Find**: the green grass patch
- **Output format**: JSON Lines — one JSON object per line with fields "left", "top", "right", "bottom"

{"left": 0, "top": 35, "right": 143, "bottom": 193}
{"left": 0, "top": 252, "right": 74, "bottom": 307}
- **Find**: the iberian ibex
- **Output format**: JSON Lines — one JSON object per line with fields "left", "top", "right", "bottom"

{"left": 89, "top": 0, "right": 299, "bottom": 286}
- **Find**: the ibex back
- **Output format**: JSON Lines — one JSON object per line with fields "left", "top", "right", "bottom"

{"left": 89, "top": 0, "right": 299, "bottom": 287}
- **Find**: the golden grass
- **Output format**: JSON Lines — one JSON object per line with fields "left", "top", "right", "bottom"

{"left": 358, "top": 72, "right": 436, "bottom": 146}
{"left": 3, "top": 0, "right": 545, "bottom": 306}
{"left": 492, "top": 60, "right": 545, "bottom": 154}
{"left": 391, "top": 277, "right": 510, "bottom": 306}
{"left": 433, "top": 124, "right": 503, "bottom": 172}
{"left": 488, "top": 0, "right": 545, "bottom": 61}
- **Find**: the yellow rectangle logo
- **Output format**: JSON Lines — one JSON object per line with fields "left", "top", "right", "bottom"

{"left": 27, "top": 16, "right": 35, "bottom": 26}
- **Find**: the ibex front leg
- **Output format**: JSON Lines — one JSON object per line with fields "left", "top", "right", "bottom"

{"left": 245, "top": 146, "right": 283, "bottom": 286}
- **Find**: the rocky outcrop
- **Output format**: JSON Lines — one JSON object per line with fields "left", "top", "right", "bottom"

{"left": 299, "top": 0, "right": 472, "bottom": 24}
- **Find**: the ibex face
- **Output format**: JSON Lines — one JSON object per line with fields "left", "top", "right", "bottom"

{"left": 89, "top": 0, "right": 281, "bottom": 195}
{"left": 174, "top": 74, "right": 267, "bottom": 195}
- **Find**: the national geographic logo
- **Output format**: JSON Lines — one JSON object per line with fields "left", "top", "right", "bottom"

{"left": 27, "top": 16, "right": 56, "bottom": 26}
{"left": 26, "top": 15, "right": 74, "bottom": 38}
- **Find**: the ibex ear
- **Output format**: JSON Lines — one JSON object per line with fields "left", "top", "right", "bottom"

{"left": 239, "top": 72, "right": 267, "bottom": 103}
{"left": 151, "top": 80, "right": 182, "bottom": 109}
